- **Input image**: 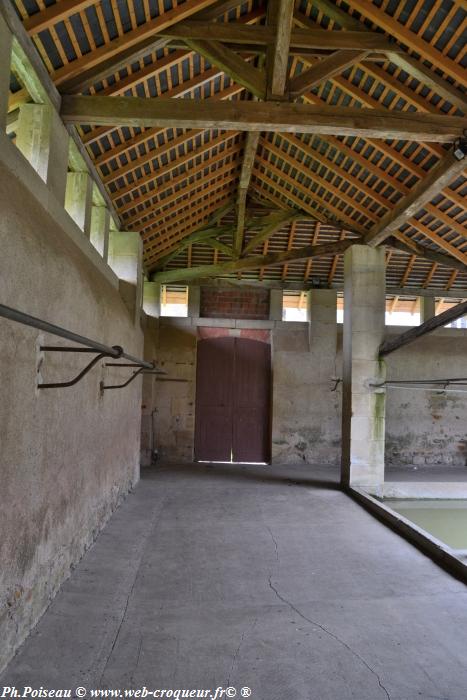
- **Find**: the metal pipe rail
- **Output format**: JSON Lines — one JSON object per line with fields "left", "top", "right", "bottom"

{"left": 0, "top": 303, "right": 153, "bottom": 369}
{"left": 370, "top": 378, "right": 467, "bottom": 394}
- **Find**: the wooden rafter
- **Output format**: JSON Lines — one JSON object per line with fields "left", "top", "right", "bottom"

{"left": 385, "top": 52, "right": 467, "bottom": 114}
{"left": 344, "top": 0, "right": 467, "bottom": 89}
{"left": 24, "top": 1, "right": 98, "bottom": 35}
{"left": 50, "top": 0, "right": 217, "bottom": 88}
{"left": 365, "top": 152, "right": 467, "bottom": 247}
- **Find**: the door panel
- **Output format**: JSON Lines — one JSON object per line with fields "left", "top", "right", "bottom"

{"left": 194, "top": 336, "right": 271, "bottom": 463}
{"left": 233, "top": 338, "right": 271, "bottom": 463}
{"left": 194, "top": 337, "right": 234, "bottom": 461}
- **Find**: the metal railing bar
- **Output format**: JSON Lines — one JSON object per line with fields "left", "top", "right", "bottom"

{"left": 0, "top": 303, "right": 153, "bottom": 370}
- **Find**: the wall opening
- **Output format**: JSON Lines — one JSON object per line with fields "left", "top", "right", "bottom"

{"left": 282, "top": 290, "right": 307, "bottom": 321}
{"left": 160, "top": 284, "right": 188, "bottom": 317}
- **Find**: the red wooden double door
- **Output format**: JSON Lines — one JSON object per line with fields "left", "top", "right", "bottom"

{"left": 194, "top": 337, "right": 271, "bottom": 463}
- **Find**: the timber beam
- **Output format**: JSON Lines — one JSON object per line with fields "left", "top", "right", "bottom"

{"left": 235, "top": 131, "right": 261, "bottom": 254}
{"left": 386, "top": 237, "right": 467, "bottom": 273}
{"left": 159, "top": 22, "right": 403, "bottom": 52}
{"left": 365, "top": 151, "right": 467, "bottom": 247}
{"left": 288, "top": 49, "right": 368, "bottom": 98}
{"left": 379, "top": 300, "right": 467, "bottom": 357}
{"left": 151, "top": 239, "right": 354, "bottom": 283}
{"left": 60, "top": 97, "right": 466, "bottom": 142}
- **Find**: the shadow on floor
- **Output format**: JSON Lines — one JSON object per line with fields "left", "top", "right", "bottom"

{"left": 142, "top": 460, "right": 342, "bottom": 491}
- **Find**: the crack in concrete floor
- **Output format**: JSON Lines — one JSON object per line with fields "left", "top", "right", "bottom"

{"left": 265, "top": 525, "right": 392, "bottom": 700}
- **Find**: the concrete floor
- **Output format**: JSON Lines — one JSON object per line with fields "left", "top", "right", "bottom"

{"left": 2, "top": 463, "right": 467, "bottom": 700}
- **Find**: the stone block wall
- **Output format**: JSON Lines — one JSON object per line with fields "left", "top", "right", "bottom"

{"left": 384, "top": 332, "right": 467, "bottom": 468}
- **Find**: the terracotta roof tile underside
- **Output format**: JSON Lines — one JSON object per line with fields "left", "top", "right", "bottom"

{"left": 8, "top": 0, "right": 467, "bottom": 294}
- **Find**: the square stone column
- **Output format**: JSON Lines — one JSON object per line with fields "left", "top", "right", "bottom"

{"left": 305, "top": 289, "right": 341, "bottom": 464}
{"left": 188, "top": 286, "right": 201, "bottom": 318}
{"left": 65, "top": 172, "right": 93, "bottom": 236}
{"left": 341, "top": 245, "right": 386, "bottom": 494}
{"left": 16, "top": 104, "right": 70, "bottom": 205}
{"left": 419, "top": 296, "right": 435, "bottom": 323}
{"left": 109, "top": 230, "right": 143, "bottom": 322}
{"left": 143, "top": 281, "right": 161, "bottom": 318}
{"left": 269, "top": 288, "right": 283, "bottom": 321}
{"left": 0, "top": 14, "right": 12, "bottom": 132}
{"left": 307, "top": 288, "right": 337, "bottom": 356}
{"left": 90, "top": 205, "right": 110, "bottom": 259}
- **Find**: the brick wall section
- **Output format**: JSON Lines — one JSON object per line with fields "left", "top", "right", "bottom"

{"left": 200, "top": 287, "right": 270, "bottom": 320}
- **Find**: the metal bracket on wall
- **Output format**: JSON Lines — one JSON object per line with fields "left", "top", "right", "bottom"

{"left": 0, "top": 303, "right": 159, "bottom": 390}
{"left": 100, "top": 363, "right": 166, "bottom": 392}
{"left": 39, "top": 346, "right": 123, "bottom": 389}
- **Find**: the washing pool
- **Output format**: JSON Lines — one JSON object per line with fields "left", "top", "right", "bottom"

{"left": 387, "top": 500, "right": 467, "bottom": 550}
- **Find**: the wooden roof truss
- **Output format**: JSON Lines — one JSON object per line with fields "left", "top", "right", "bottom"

{"left": 5, "top": 0, "right": 467, "bottom": 293}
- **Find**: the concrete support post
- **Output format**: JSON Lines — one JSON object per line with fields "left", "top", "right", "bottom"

{"left": 90, "top": 205, "right": 110, "bottom": 259}
{"left": 420, "top": 296, "right": 436, "bottom": 323}
{"left": 65, "top": 172, "right": 93, "bottom": 236}
{"left": 109, "top": 230, "right": 143, "bottom": 322}
{"left": 341, "top": 245, "right": 386, "bottom": 494}
{"left": 0, "top": 14, "right": 12, "bottom": 133}
{"left": 16, "top": 104, "right": 69, "bottom": 205}
{"left": 269, "top": 288, "right": 283, "bottom": 321}
{"left": 187, "top": 286, "right": 201, "bottom": 318}
{"left": 143, "top": 281, "right": 161, "bottom": 318}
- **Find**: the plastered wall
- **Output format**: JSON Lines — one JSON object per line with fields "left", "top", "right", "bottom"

{"left": 0, "top": 138, "right": 144, "bottom": 671}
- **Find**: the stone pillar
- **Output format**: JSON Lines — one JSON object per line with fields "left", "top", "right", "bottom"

{"left": 269, "top": 288, "right": 283, "bottom": 321}
{"left": 90, "top": 205, "right": 110, "bottom": 259}
{"left": 16, "top": 104, "right": 70, "bottom": 205}
{"left": 341, "top": 245, "right": 386, "bottom": 494}
{"left": 419, "top": 295, "right": 435, "bottom": 323}
{"left": 143, "top": 281, "right": 161, "bottom": 318}
{"left": 0, "top": 14, "right": 12, "bottom": 133}
{"left": 308, "top": 288, "right": 337, "bottom": 354}
{"left": 187, "top": 286, "right": 201, "bottom": 318}
{"left": 65, "top": 172, "right": 93, "bottom": 236}
{"left": 109, "top": 230, "right": 143, "bottom": 321}
{"left": 307, "top": 289, "right": 340, "bottom": 464}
